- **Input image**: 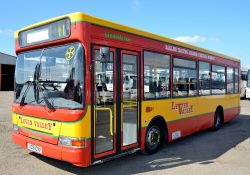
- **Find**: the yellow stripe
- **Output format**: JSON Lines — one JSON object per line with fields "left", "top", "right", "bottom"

{"left": 16, "top": 114, "right": 61, "bottom": 135}
{"left": 141, "top": 94, "right": 240, "bottom": 127}
{"left": 15, "top": 12, "right": 239, "bottom": 62}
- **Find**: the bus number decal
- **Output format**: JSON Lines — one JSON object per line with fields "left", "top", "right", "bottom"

{"left": 172, "top": 131, "right": 181, "bottom": 140}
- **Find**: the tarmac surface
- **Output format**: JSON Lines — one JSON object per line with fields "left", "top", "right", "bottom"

{"left": 0, "top": 91, "right": 249, "bottom": 175}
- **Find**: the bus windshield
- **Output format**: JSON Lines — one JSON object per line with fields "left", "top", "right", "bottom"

{"left": 14, "top": 42, "right": 84, "bottom": 109}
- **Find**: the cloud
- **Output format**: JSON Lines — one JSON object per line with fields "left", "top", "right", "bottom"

{"left": 0, "top": 29, "right": 14, "bottom": 36}
{"left": 131, "top": 0, "right": 140, "bottom": 9}
{"left": 173, "top": 35, "right": 208, "bottom": 43}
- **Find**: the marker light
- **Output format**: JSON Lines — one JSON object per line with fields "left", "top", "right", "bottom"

{"left": 59, "top": 136, "right": 87, "bottom": 148}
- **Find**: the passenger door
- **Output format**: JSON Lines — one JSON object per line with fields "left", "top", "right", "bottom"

{"left": 91, "top": 46, "right": 140, "bottom": 161}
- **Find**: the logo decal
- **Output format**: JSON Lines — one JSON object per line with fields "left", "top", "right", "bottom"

{"left": 171, "top": 102, "right": 193, "bottom": 115}
{"left": 65, "top": 46, "right": 76, "bottom": 60}
{"left": 20, "top": 117, "right": 53, "bottom": 131}
{"left": 105, "top": 32, "right": 131, "bottom": 42}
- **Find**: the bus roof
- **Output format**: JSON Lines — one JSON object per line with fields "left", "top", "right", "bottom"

{"left": 15, "top": 12, "right": 240, "bottom": 62}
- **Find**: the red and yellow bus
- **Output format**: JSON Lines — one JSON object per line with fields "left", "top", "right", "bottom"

{"left": 12, "top": 12, "right": 240, "bottom": 167}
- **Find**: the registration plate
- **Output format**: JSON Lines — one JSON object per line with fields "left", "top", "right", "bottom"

{"left": 27, "top": 143, "right": 42, "bottom": 154}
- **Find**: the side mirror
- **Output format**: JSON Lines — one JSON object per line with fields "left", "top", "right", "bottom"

{"left": 100, "top": 47, "right": 110, "bottom": 63}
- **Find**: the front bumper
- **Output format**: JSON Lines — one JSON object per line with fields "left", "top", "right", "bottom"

{"left": 12, "top": 132, "right": 91, "bottom": 167}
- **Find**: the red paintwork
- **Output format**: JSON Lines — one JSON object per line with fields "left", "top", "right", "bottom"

{"left": 88, "top": 24, "right": 240, "bottom": 67}
{"left": 168, "top": 117, "right": 197, "bottom": 142}
{"left": 121, "top": 142, "right": 139, "bottom": 151}
{"left": 167, "top": 113, "right": 213, "bottom": 142}
{"left": 167, "top": 107, "right": 240, "bottom": 142}
{"left": 140, "top": 128, "right": 147, "bottom": 151}
{"left": 12, "top": 132, "right": 91, "bottom": 167}
{"left": 224, "top": 107, "right": 240, "bottom": 123}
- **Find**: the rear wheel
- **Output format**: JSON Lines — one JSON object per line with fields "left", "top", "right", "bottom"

{"left": 144, "top": 124, "right": 162, "bottom": 154}
{"left": 213, "top": 110, "right": 223, "bottom": 130}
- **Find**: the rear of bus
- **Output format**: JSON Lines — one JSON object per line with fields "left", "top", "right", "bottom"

{"left": 12, "top": 13, "right": 91, "bottom": 167}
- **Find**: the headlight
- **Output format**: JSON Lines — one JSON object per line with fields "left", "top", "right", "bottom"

{"left": 59, "top": 136, "right": 87, "bottom": 148}
{"left": 13, "top": 124, "right": 19, "bottom": 133}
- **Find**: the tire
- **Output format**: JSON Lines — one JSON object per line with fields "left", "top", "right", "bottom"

{"left": 144, "top": 124, "right": 162, "bottom": 154}
{"left": 213, "top": 110, "right": 223, "bottom": 131}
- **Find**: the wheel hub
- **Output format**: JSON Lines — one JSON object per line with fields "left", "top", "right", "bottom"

{"left": 146, "top": 126, "right": 160, "bottom": 149}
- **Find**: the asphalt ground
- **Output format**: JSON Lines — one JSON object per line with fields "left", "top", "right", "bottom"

{"left": 0, "top": 91, "right": 249, "bottom": 175}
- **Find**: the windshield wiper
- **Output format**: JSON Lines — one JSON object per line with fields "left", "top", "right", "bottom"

{"left": 36, "top": 83, "right": 56, "bottom": 111}
{"left": 19, "top": 49, "right": 56, "bottom": 112}
{"left": 20, "top": 81, "right": 33, "bottom": 106}
{"left": 34, "top": 49, "right": 56, "bottom": 112}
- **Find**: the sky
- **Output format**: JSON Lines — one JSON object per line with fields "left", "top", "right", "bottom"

{"left": 0, "top": 0, "right": 250, "bottom": 67}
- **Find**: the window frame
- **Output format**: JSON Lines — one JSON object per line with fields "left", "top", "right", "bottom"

{"left": 211, "top": 64, "right": 226, "bottom": 95}
{"left": 142, "top": 50, "right": 239, "bottom": 99}
{"left": 172, "top": 56, "right": 198, "bottom": 98}
{"left": 234, "top": 67, "right": 239, "bottom": 94}
{"left": 198, "top": 61, "right": 211, "bottom": 96}
{"left": 226, "top": 66, "right": 234, "bottom": 94}
{"left": 143, "top": 50, "right": 171, "bottom": 100}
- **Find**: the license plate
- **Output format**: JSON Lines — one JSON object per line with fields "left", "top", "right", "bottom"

{"left": 27, "top": 143, "right": 42, "bottom": 154}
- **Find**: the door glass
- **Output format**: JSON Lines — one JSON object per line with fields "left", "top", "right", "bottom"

{"left": 95, "top": 50, "right": 114, "bottom": 154}
{"left": 122, "top": 54, "right": 138, "bottom": 146}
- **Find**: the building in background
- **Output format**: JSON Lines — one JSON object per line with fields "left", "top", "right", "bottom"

{"left": 0, "top": 52, "right": 16, "bottom": 91}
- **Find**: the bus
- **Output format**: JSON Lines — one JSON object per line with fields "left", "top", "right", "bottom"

{"left": 247, "top": 69, "right": 250, "bottom": 98}
{"left": 12, "top": 12, "right": 240, "bottom": 167}
{"left": 240, "top": 68, "right": 250, "bottom": 99}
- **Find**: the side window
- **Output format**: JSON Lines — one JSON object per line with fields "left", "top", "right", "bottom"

{"left": 144, "top": 51, "right": 170, "bottom": 99}
{"left": 234, "top": 68, "right": 239, "bottom": 93}
{"left": 173, "top": 57, "right": 197, "bottom": 97}
{"left": 212, "top": 65, "right": 225, "bottom": 95}
{"left": 199, "top": 61, "right": 210, "bottom": 95}
{"left": 227, "top": 67, "right": 234, "bottom": 94}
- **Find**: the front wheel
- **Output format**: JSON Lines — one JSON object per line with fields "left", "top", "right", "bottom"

{"left": 144, "top": 124, "right": 162, "bottom": 154}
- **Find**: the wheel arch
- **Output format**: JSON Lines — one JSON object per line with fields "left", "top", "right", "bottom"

{"left": 215, "top": 105, "right": 224, "bottom": 124}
